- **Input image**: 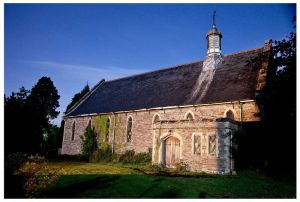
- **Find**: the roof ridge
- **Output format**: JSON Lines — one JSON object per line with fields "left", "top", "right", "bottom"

{"left": 223, "top": 46, "right": 263, "bottom": 57}
{"left": 104, "top": 46, "right": 264, "bottom": 84}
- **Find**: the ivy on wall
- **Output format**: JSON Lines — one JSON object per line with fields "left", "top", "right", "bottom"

{"left": 154, "top": 128, "right": 162, "bottom": 163}
{"left": 91, "top": 114, "right": 126, "bottom": 151}
{"left": 91, "top": 115, "right": 108, "bottom": 148}
{"left": 113, "top": 115, "right": 126, "bottom": 151}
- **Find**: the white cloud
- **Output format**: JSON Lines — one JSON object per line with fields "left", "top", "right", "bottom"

{"left": 28, "top": 60, "right": 144, "bottom": 81}
{"left": 22, "top": 60, "right": 147, "bottom": 126}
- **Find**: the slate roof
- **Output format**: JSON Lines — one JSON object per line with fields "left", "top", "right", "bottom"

{"left": 66, "top": 46, "right": 266, "bottom": 117}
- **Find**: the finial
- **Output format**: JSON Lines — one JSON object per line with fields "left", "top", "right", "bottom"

{"left": 212, "top": 11, "right": 216, "bottom": 27}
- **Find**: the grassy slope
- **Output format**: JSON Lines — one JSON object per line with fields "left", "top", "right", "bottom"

{"left": 42, "top": 161, "right": 296, "bottom": 198}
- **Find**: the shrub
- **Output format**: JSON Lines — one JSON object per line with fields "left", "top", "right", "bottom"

{"left": 53, "top": 154, "right": 85, "bottom": 162}
{"left": 119, "top": 150, "right": 135, "bottom": 163}
{"left": 89, "top": 145, "right": 113, "bottom": 163}
{"left": 18, "top": 154, "right": 59, "bottom": 198}
{"left": 174, "top": 161, "right": 189, "bottom": 172}
{"left": 5, "top": 153, "right": 27, "bottom": 198}
{"left": 133, "top": 152, "right": 152, "bottom": 163}
{"left": 149, "top": 164, "right": 166, "bottom": 172}
{"left": 119, "top": 150, "right": 151, "bottom": 164}
{"left": 5, "top": 152, "right": 26, "bottom": 175}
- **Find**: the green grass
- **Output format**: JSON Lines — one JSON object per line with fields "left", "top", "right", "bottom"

{"left": 41, "top": 161, "right": 296, "bottom": 198}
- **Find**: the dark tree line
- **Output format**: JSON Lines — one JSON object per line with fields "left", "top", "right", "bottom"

{"left": 259, "top": 22, "right": 296, "bottom": 177}
{"left": 227, "top": 18, "right": 295, "bottom": 180}
{"left": 5, "top": 77, "right": 60, "bottom": 156}
{"left": 5, "top": 76, "right": 93, "bottom": 157}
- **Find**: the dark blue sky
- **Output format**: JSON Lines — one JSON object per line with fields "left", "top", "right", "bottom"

{"left": 5, "top": 3, "right": 296, "bottom": 125}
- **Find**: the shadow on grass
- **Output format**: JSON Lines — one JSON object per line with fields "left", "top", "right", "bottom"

{"left": 43, "top": 175, "right": 120, "bottom": 198}
{"left": 39, "top": 171, "right": 296, "bottom": 199}
{"left": 42, "top": 174, "right": 185, "bottom": 198}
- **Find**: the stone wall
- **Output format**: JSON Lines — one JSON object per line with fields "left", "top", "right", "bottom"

{"left": 61, "top": 100, "right": 259, "bottom": 173}
{"left": 62, "top": 116, "right": 91, "bottom": 155}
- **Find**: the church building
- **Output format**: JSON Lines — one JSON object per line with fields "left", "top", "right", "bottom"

{"left": 61, "top": 16, "right": 271, "bottom": 174}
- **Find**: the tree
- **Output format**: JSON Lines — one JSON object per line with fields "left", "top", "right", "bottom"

{"left": 26, "top": 77, "right": 60, "bottom": 153}
{"left": 259, "top": 18, "right": 296, "bottom": 177}
{"left": 5, "top": 87, "right": 30, "bottom": 154}
{"left": 80, "top": 121, "right": 97, "bottom": 158}
{"left": 65, "top": 84, "right": 90, "bottom": 113}
{"left": 41, "top": 123, "right": 64, "bottom": 157}
{"left": 5, "top": 77, "right": 60, "bottom": 155}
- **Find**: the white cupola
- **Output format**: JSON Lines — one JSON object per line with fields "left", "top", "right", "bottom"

{"left": 203, "top": 11, "right": 223, "bottom": 71}
{"left": 206, "top": 11, "right": 222, "bottom": 56}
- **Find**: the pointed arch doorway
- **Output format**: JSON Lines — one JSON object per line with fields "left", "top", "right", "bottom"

{"left": 164, "top": 136, "right": 180, "bottom": 168}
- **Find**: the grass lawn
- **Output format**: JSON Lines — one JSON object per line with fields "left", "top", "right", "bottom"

{"left": 41, "top": 161, "right": 296, "bottom": 198}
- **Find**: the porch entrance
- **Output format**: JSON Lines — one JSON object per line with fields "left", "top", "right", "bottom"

{"left": 164, "top": 136, "right": 180, "bottom": 168}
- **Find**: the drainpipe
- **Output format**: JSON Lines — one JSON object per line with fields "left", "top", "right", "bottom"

{"left": 112, "top": 113, "right": 116, "bottom": 154}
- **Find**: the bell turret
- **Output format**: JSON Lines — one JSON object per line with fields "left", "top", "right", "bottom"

{"left": 202, "top": 11, "right": 223, "bottom": 71}
{"left": 206, "top": 11, "right": 222, "bottom": 56}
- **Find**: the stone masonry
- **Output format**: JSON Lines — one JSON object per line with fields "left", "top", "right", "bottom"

{"left": 62, "top": 100, "right": 258, "bottom": 174}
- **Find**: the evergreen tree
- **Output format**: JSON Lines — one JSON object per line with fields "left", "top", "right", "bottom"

{"left": 4, "top": 87, "right": 30, "bottom": 154}
{"left": 25, "top": 77, "right": 60, "bottom": 153}
{"left": 65, "top": 84, "right": 90, "bottom": 113}
{"left": 5, "top": 77, "right": 60, "bottom": 154}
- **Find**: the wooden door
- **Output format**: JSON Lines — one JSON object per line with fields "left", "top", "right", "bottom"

{"left": 165, "top": 136, "right": 180, "bottom": 168}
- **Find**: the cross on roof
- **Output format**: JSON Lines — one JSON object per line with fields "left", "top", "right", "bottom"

{"left": 213, "top": 11, "right": 216, "bottom": 26}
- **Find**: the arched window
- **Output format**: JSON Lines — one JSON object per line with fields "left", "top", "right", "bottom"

{"left": 153, "top": 114, "right": 160, "bottom": 123}
{"left": 186, "top": 113, "right": 194, "bottom": 121}
{"left": 226, "top": 110, "right": 234, "bottom": 120}
{"left": 105, "top": 118, "right": 110, "bottom": 142}
{"left": 127, "top": 117, "right": 132, "bottom": 142}
{"left": 185, "top": 112, "right": 194, "bottom": 121}
{"left": 71, "top": 121, "right": 75, "bottom": 141}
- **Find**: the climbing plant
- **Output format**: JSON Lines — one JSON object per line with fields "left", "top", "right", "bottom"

{"left": 80, "top": 121, "right": 97, "bottom": 158}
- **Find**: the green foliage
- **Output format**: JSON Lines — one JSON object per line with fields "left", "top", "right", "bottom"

{"left": 41, "top": 124, "right": 63, "bottom": 157}
{"left": 133, "top": 152, "right": 152, "bottom": 163}
{"left": 257, "top": 19, "right": 296, "bottom": 175}
{"left": 54, "top": 154, "right": 85, "bottom": 162}
{"left": 174, "top": 161, "right": 189, "bottom": 172}
{"left": 65, "top": 84, "right": 91, "bottom": 113}
{"left": 80, "top": 122, "right": 98, "bottom": 158}
{"left": 89, "top": 146, "right": 113, "bottom": 163}
{"left": 58, "top": 120, "right": 65, "bottom": 147}
{"left": 5, "top": 153, "right": 60, "bottom": 198}
{"left": 114, "top": 115, "right": 124, "bottom": 140}
{"left": 5, "top": 77, "right": 60, "bottom": 155}
{"left": 5, "top": 87, "right": 30, "bottom": 154}
{"left": 119, "top": 150, "right": 135, "bottom": 163}
{"left": 18, "top": 154, "right": 59, "bottom": 198}
{"left": 119, "top": 150, "right": 152, "bottom": 164}
{"left": 149, "top": 164, "right": 167, "bottom": 173}
{"left": 154, "top": 133, "right": 161, "bottom": 163}
{"left": 27, "top": 77, "right": 60, "bottom": 120}
{"left": 5, "top": 152, "right": 27, "bottom": 175}
{"left": 92, "top": 115, "right": 108, "bottom": 144}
